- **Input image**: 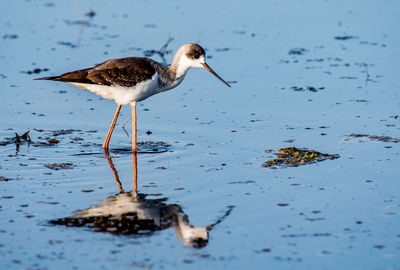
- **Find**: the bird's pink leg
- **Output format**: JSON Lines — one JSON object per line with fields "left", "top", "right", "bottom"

{"left": 131, "top": 103, "right": 137, "bottom": 153}
{"left": 102, "top": 104, "right": 122, "bottom": 150}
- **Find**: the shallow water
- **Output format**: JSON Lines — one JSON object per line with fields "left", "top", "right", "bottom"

{"left": 1, "top": 0, "right": 400, "bottom": 269}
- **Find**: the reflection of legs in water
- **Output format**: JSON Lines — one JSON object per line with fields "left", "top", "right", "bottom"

{"left": 51, "top": 153, "right": 233, "bottom": 248}
{"left": 103, "top": 149, "right": 124, "bottom": 192}
{"left": 132, "top": 151, "right": 137, "bottom": 192}
{"left": 103, "top": 149, "right": 138, "bottom": 193}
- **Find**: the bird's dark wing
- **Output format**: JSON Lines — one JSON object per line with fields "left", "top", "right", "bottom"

{"left": 35, "top": 57, "right": 156, "bottom": 87}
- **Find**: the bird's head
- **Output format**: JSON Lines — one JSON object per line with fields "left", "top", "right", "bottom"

{"left": 174, "top": 43, "right": 231, "bottom": 87}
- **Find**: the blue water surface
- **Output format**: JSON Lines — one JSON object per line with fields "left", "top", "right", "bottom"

{"left": 1, "top": 0, "right": 399, "bottom": 269}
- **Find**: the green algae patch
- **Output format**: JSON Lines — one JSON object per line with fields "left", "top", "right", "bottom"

{"left": 262, "top": 147, "right": 339, "bottom": 169}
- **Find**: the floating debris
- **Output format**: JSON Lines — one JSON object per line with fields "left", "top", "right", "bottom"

{"left": 64, "top": 20, "right": 92, "bottom": 26}
{"left": 34, "top": 138, "right": 60, "bottom": 146}
{"left": 81, "top": 189, "right": 95, "bottom": 193}
{"left": 30, "top": 129, "right": 97, "bottom": 147}
{"left": 283, "top": 139, "right": 295, "bottom": 143}
{"left": 37, "top": 201, "right": 59, "bottom": 205}
{"left": 0, "top": 130, "right": 63, "bottom": 154}
{"left": 262, "top": 147, "right": 339, "bottom": 169}
{"left": 0, "top": 131, "right": 31, "bottom": 150}
{"left": 44, "top": 163, "right": 75, "bottom": 170}
{"left": 277, "top": 203, "right": 289, "bottom": 207}
{"left": 348, "top": 134, "right": 399, "bottom": 143}
{"left": 290, "top": 86, "right": 325, "bottom": 92}
{"left": 306, "top": 58, "right": 324, "bottom": 62}
{"left": 138, "top": 141, "right": 171, "bottom": 153}
{"left": 51, "top": 129, "right": 81, "bottom": 136}
{"left": 16, "top": 131, "right": 31, "bottom": 143}
{"left": 288, "top": 48, "right": 308, "bottom": 55}
{"left": 227, "top": 180, "right": 256, "bottom": 185}
{"left": 281, "top": 233, "right": 331, "bottom": 238}
{"left": 339, "top": 76, "right": 358, "bottom": 80}
{"left": 23, "top": 68, "right": 49, "bottom": 75}
{"left": 215, "top": 48, "right": 230, "bottom": 52}
{"left": 349, "top": 99, "right": 368, "bottom": 103}
{"left": 3, "top": 34, "right": 18, "bottom": 39}
{"left": 0, "top": 176, "right": 12, "bottom": 181}
{"left": 57, "top": 41, "right": 78, "bottom": 49}
{"left": 334, "top": 35, "right": 358, "bottom": 40}
{"left": 86, "top": 9, "right": 96, "bottom": 18}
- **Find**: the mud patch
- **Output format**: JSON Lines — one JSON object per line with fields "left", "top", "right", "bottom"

{"left": 47, "top": 129, "right": 81, "bottom": 136}
{"left": 138, "top": 141, "right": 171, "bottom": 153}
{"left": 347, "top": 134, "right": 399, "bottom": 143}
{"left": 33, "top": 129, "right": 99, "bottom": 147}
{"left": 44, "top": 163, "right": 75, "bottom": 170}
{"left": 262, "top": 147, "right": 339, "bottom": 169}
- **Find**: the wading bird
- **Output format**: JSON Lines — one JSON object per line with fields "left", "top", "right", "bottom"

{"left": 36, "top": 43, "right": 230, "bottom": 152}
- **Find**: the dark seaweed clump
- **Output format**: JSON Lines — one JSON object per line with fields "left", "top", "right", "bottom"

{"left": 348, "top": 134, "right": 399, "bottom": 143}
{"left": 262, "top": 147, "right": 339, "bottom": 169}
{"left": 288, "top": 48, "right": 308, "bottom": 55}
{"left": 44, "top": 163, "right": 75, "bottom": 170}
{"left": 0, "top": 131, "right": 31, "bottom": 146}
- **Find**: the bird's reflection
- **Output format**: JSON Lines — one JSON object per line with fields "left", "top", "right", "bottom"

{"left": 51, "top": 149, "right": 233, "bottom": 248}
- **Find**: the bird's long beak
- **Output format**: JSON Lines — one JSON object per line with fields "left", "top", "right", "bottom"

{"left": 201, "top": 63, "right": 231, "bottom": 88}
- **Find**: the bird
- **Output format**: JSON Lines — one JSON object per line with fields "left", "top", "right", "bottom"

{"left": 35, "top": 43, "right": 230, "bottom": 152}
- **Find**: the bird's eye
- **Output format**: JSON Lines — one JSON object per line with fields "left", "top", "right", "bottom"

{"left": 193, "top": 54, "right": 200, "bottom": 59}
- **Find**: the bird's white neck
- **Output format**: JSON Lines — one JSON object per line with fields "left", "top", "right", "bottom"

{"left": 170, "top": 48, "right": 193, "bottom": 80}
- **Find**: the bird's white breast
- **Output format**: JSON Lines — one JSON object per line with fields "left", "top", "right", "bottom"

{"left": 69, "top": 72, "right": 161, "bottom": 105}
